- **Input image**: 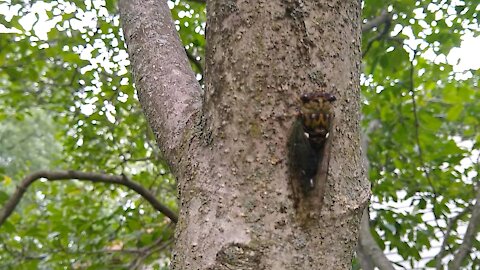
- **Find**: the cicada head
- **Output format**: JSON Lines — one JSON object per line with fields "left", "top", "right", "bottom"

{"left": 298, "top": 92, "right": 336, "bottom": 147}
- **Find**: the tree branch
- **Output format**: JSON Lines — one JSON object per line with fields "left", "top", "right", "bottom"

{"left": 0, "top": 170, "right": 178, "bottom": 226}
{"left": 362, "top": 11, "right": 393, "bottom": 58}
{"left": 362, "top": 10, "right": 392, "bottom": 33}
{"left": 358, "top": 208, "right": 396, "bottom": 270}
{"left": 356, "top": 244, "right": 375, "bottom": 270}
{"left": 407, "top": 51, "right": 450, "bottom": 241}
{"left": 128, "top": 235, "right": 174, "bottom": 269}
{"left": 449, "top": 187, "right": 480, "bottom": 269}
{"left": 434, "top": 206, "right": 471, "bottom": 269}
{"left": 118, "top": 0, "right": 202, "bottom": 173}
{"left": 357, "top": 118, "right": 384, "bottom": 269}
{"left": 185, "top": 48, "right": 204, "bottom": 84}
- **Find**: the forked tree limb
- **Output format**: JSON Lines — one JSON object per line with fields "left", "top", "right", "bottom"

{"left": 0, "top": 170, "right": 178, "bottom": 226}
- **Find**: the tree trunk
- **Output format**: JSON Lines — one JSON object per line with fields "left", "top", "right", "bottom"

{"left": 119, "top": 0, "right": 370, "bottom": 269}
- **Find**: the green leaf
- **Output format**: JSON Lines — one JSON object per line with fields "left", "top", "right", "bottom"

{"left": 446, "top": 104, "right": 463, "bottom": 121}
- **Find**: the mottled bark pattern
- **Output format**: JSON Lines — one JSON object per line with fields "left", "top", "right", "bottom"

{"left": 119, "top": 0, "right": 202, "bottom": 177}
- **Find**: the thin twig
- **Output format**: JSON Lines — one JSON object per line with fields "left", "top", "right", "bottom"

{"left": 128, "top": 225, "right": 174, "bottom": 270}
{"left": 362, "top": 10, "right": 393, "bottom": 58}
{"left": 185, "top": 48, "right": 204, "bottom": 84}
{"left": 362, "top": 10, "right": 392, "bottom": 33}
{"left": 408, "top": 51, "right": 446, "bottom": 239}
{"left": 409, "top": 52, "right": 436, "bottom": 193}
{"left": 434, "top": 206, "right": 472, "bottom": 269}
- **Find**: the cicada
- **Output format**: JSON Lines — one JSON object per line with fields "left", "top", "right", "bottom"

{"left": 288, "top": 92, "right": 336, "bottom": 195}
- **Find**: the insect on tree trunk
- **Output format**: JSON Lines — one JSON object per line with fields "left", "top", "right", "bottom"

{"left": 119, "top": 0, "right": 370, "bottom": 269}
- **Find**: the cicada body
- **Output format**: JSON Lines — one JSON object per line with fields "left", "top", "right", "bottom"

{"left": 288, "top": 92, "right": 336, "bottom": 196}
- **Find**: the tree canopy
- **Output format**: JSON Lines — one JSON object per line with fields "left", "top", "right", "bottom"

{"left": 0, "top": 0, "right": 479, "bottom": 269}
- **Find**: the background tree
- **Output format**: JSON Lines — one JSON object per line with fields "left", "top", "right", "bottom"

{"left": 0, "top": 0, "right": 479, "bottom": 269}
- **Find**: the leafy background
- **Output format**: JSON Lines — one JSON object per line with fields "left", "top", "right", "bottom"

{"left": 0, "top": 0, "right": 478, "bottom": 269}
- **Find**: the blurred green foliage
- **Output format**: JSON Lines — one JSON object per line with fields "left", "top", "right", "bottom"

{"left": 362, "top": 0, "right": 479, "bottom": 268}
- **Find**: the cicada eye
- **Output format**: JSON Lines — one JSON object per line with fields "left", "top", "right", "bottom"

{"left": 326, "top": 94, "right": 336, "bottom": 102}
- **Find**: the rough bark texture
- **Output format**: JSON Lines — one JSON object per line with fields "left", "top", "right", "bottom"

{"left": 173, "top": 0, "right": 369, "bottom": 269}
{"left": 118, "top": 0, "right": 202, "bottom": 177}
{"left": 120, "top": 0, "right": 370, "bottom": 269}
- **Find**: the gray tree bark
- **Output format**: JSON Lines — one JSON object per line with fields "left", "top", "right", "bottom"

{"left": 358, "top": 209, "right": 395, "bottom": 270}
{"left": 119, "top": 0, "right": 370, "bottom": 269}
